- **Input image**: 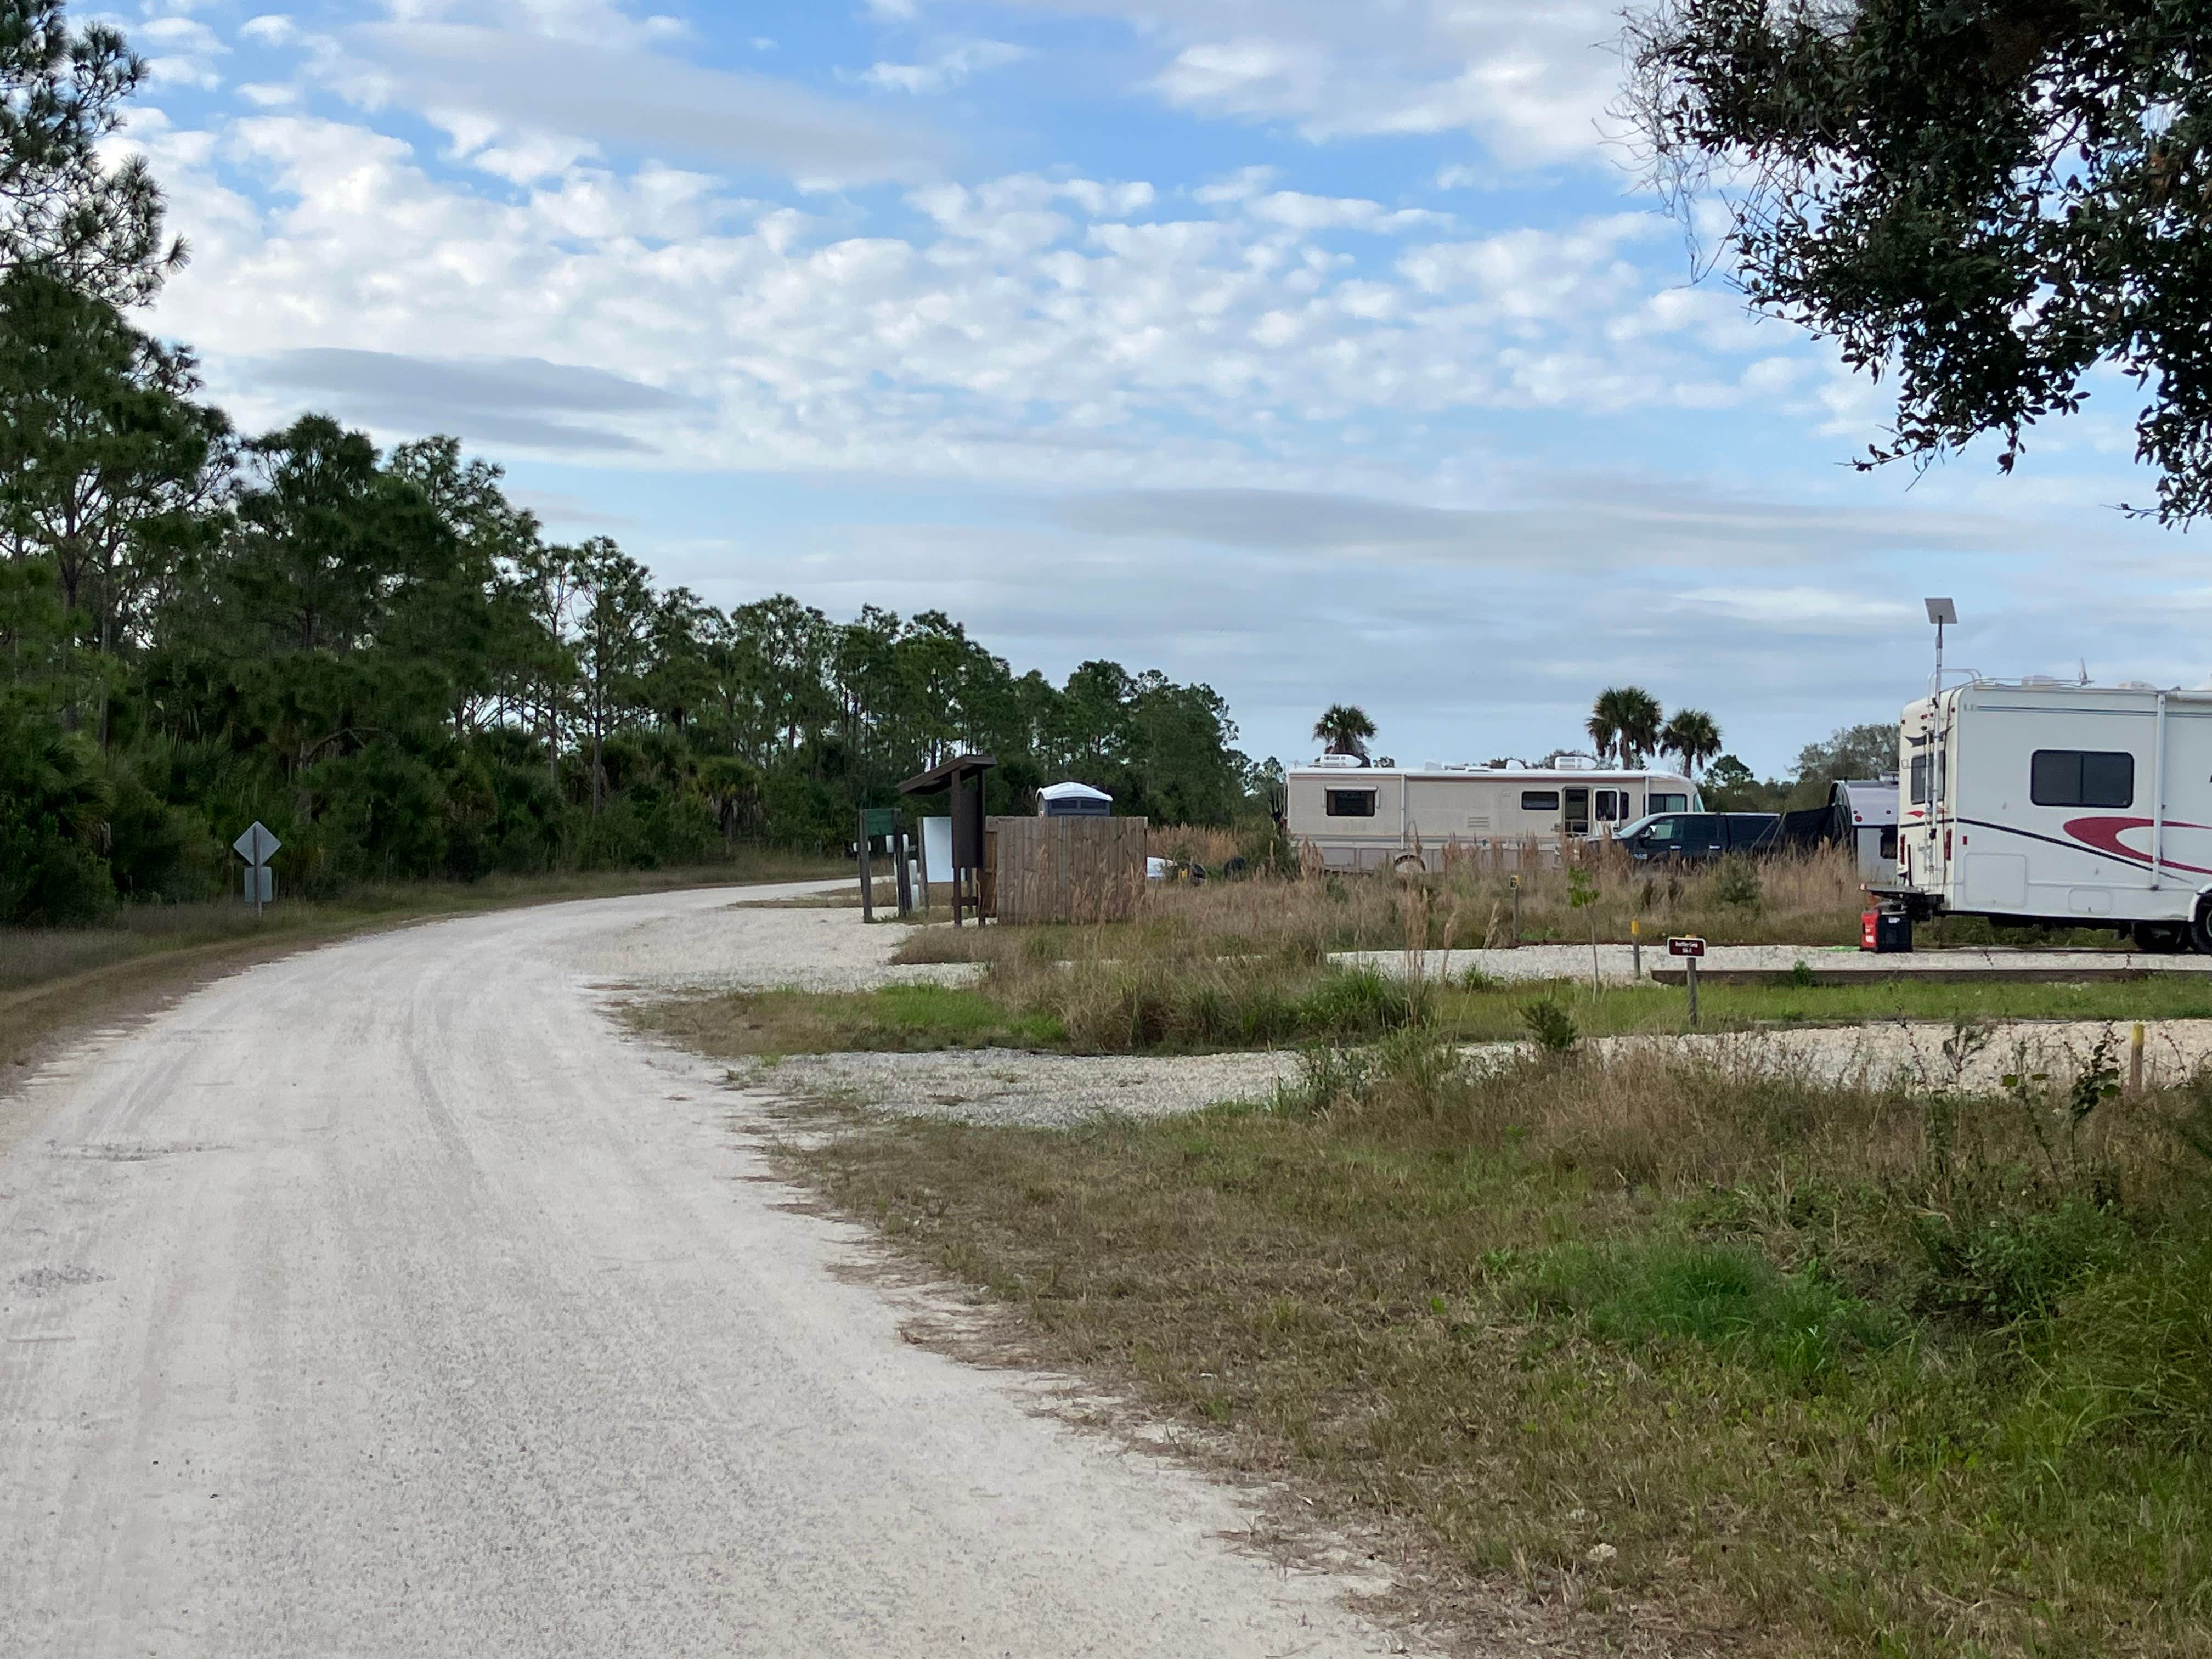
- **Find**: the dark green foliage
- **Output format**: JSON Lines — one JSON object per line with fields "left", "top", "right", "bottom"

{"left": 1520, "top": 997, "right": 1582, "bottom": 1054}
{"left": 1624, "top": 0, "right": 2212, "bottom": 520}
{"left": 0, "top": 1, "right": 183, "bottom": 305}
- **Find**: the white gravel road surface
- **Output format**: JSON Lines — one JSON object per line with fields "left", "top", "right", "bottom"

{"left": 0, "top": 883, "right": 1417, "bottom": 1658}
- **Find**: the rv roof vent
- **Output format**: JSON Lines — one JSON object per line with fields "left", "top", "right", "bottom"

{"left": 2119, "top": 680, "right": 2158, "bottom": 690}
{"left": 1313, "top": 753, "right": 1364, "bottom": 769}
{"left": 2020, "top": 674, "right": 2064, "bottom": 686}
{"left": 1423, "top": 760, "right": 1443, "bottom": 771}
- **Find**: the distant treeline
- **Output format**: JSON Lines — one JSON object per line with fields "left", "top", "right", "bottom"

{"left": 1, "top": 360, "right": 1257, "bottom": 922}
{"left": 0, "top": 7, "right": 1267, "bottom": 926}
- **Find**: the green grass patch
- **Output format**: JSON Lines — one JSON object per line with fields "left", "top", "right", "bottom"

{"left": 1430, "top": 972, "right": 2212, "bottom": 1044}
{"left": 633, "top": 982, "right": 1066, "bottom": 1058}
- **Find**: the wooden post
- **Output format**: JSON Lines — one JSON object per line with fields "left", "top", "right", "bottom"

{"left": 2129, "top": 1020, "right": 2146, "bottom": 1096}
{"left": 1511, "top": 876, "right": 1521, "bottom": 946}
{"left": 1687, "top": 956, "right": 1700, "bottom": 1030}
{"left": 894, "top": 827, "right": 914, "bottom": 918}
{"left": 1631, "top": 916, "right": 1641, "bottom": 979}
{"left": 858, "top": 812, "right": 874, "bottom": 924}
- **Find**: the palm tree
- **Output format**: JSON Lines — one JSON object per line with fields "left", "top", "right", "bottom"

{"left": 1588, "top": 686, "right": 1663, "bottom": 767}
{"left": 1312, "top": 703, "right": 1376, "bottom": 761}
{"left": 1660, "top": 708, "right": 1723, "bottom": 777}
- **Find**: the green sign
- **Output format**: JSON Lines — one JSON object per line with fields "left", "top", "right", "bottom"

{"left": 861, "top": 808, "right": 900, "bottom": 838}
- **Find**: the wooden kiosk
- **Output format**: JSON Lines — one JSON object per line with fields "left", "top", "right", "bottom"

{"left": 899, "top": 753, "right": 996, "bottom": 926}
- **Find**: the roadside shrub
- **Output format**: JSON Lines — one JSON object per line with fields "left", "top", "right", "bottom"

{"left": 1299, "top": 965, "right": 1417, "bottom": 1039}
{"left": 1520, "top": 998, "right": 1580, "bottom": 1055}
{"left": 1712, "top": 855, "right": 1763, "bottom": 910}
{"left": 1910, "top": 1196, "right": 2136, "bottom": 1325}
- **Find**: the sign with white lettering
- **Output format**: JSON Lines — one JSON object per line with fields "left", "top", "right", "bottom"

{"left": 1667, "top": 936, "right": 1707, "bottom": 958}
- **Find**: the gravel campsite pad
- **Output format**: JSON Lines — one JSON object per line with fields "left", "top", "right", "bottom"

{"left": 724, "top": 1047, "right": 1303, "bottom": 1127}
{"left": 569, "top": 886, "right": 983, "bottom": 994}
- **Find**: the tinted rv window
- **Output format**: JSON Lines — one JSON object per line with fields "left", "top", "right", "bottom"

{"left": 2030, "top": 751, "right": 2134, "bottom": 809}
{"left": 1649, "top": 792, "right": 1687, "bottom": 815}
{"left": 1324, "top": 789, "right": 1378, "bottom": 818}
{"left": 1910, "top": 754, "right": 1930, "bottom": 804}
{"left": 1520, "top": 791, "right": 1561, "bottom": 811}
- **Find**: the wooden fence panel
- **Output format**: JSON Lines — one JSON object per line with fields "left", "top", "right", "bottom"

{"left": 988, "top": 816, "right": 1149, "bottom": 924}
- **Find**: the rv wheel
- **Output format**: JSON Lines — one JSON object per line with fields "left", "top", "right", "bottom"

{"left": 2132, "top": 921, "right": 2190, "bottom": 955}
{"left": 2191, "top": 899, "right": 2212, "bottom": 956}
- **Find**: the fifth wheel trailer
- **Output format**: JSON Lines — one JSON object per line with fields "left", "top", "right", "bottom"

{"left": 1878, "top": 679, "right": 2212, "bottom": 950}
{"left": 1286, "top": 759, "right": 1700, "bottom": 872}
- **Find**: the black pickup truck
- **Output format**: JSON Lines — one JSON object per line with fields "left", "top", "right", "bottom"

{"left": 1612, "top": 811, "right": 1781, "bottom": 862}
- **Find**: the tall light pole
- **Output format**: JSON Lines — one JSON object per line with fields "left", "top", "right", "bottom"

{"left": 1925, "top": 597, "right": 1959, "bottom": 691}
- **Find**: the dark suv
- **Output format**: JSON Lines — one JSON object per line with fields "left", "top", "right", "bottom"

{"left": 1615, "top": 812, "right": 1780, "bottom": 862}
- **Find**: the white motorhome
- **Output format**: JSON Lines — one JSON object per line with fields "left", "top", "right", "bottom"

{"left": 1286, "top": 758, "right": 1701, "bottom": 872}
{"left": 1882, "top": 679, "right": 2212, "bottom": 950}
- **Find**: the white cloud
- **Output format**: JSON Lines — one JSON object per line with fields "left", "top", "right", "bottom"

{"left": 1000, "top": 0, "right": 1623, "bottom": 166}
{"left": 329, "top": 19, "right": 947, "bottom": 188}
{"left": 1245, "top": 192, "right": 1446, "bottom": 233}
{"left": 135, "top": 91, "right": 1864, "bottom": 495}
{"left": 1674, "top": 587, "right": 1921, "bottom": 631}
{"left": 862, "top": 40, "right": 1027, "bottom": 95}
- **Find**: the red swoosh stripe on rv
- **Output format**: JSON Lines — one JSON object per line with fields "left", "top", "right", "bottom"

{"left": 2063, "top": 816, "right": 2212, "bottom": 876}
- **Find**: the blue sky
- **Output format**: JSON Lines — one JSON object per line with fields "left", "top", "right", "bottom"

{"left": 117, "top": 0, "right": 2200, "bottom": 774}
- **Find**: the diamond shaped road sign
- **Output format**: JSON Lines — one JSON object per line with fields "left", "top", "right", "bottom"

{"left": 233, "top": 821, "right": 281, "bottom": 867}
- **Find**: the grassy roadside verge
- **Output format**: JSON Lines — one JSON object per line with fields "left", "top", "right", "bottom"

{"left": 766, "top": 1040, "right": 2212, "bottom": 1657}
{"left": 1, "top": 855, "right": 837, "bottom": 1082}
{"left": 636, "top": 965, "right": 2212, "bottom": 1060}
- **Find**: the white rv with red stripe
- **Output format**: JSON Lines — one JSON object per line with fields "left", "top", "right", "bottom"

{"left": 1881, "top": 678, "right": 2212, "bottom": 951}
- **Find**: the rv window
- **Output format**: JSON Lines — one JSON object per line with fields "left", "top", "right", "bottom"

{"left": 1879, "top": 827, "right": 1898, "bottom": 860}
{"left": 1910, "top": 754, "right": 1931, "bottom": 805}
{"left": 1649, "top": 792, "right": 1687, "bottom": 815}
{"left": 2030, "top": 750, "right": 2134, "bottom": 810}
{"left": 1324, "top": 789, "right": 1379, "bottom": 818}
{"left": 1520, "top": 791, "right": 1561, "bottom": 811}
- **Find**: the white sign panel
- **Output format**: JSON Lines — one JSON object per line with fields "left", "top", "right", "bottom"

{"left": 920, "top": 816, "right": 952, "bottom": 884}
{"left": 233, "top": 821, "right": 281, "bottom": 866}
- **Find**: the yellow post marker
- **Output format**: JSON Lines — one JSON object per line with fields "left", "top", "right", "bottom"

{"left": 1631, "top": 916, "right": 1642, "bottom": 979}
{"left": 2129, "top": 1022, "right": 2146, "bottom": 1096}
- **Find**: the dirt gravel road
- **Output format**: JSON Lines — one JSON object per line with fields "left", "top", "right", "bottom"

{"left": 0, "top": 883, "right": 1416, "bottom": 1658}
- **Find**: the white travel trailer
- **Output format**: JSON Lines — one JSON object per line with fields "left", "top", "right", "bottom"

{"left": 1286, "top": 758, "right": 1701, "bottom": 872}
{"left": 1882, "top": 679, "right": 2212, "bottom": 949}
{"left": 1833, "top": 777, "right": 1900, "bottom": 883}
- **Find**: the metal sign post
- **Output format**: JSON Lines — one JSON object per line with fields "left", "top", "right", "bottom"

{"left": 859, "top": 808, "right": 898, "bottom": 923}
{"left": 232, "top": 822, "right": 281, "bottom": 918}
{"left": 1669, "top": 936, "right": 1707, "bottom": 1029}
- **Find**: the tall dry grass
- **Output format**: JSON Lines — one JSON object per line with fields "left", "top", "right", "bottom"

{"left": 897, "top": 842, "right": 1877, "bottom": 965}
